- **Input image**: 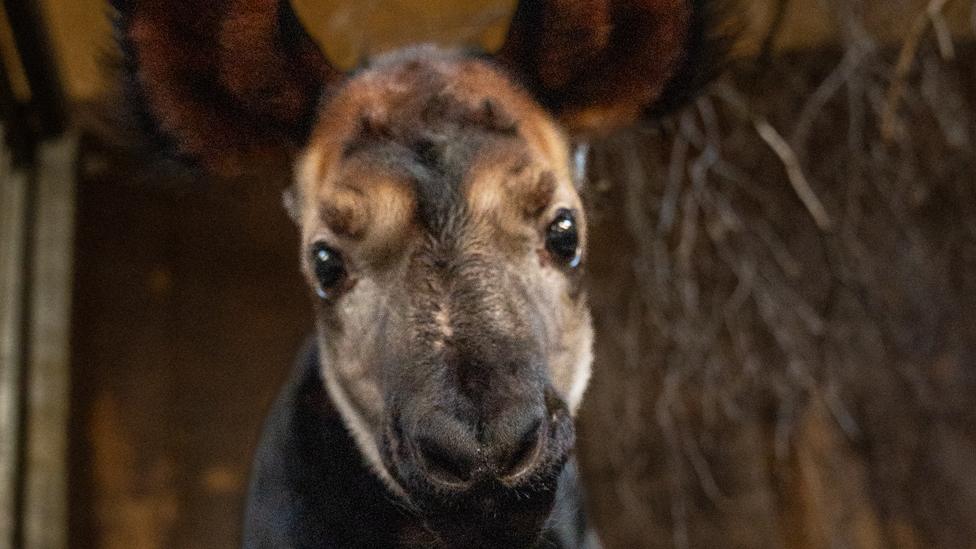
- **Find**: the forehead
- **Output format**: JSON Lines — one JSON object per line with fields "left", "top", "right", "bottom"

{"left": 296, "top": 48, "right": 573, "bottom": 236}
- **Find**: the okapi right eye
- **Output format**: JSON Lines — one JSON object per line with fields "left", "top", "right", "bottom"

{"left": 311, "top": 243, "right": 346, "bottom": 298}
{"left": 546, "top": 209, "right": 581, "bottom": 267}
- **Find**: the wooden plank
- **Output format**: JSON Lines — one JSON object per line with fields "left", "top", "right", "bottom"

{"left": 68, "top": 145, "right": 311, "bottom": 548}
{"left": 0, "top": 125, "right": 29, "bottom": 549}
{"left": 22, "top": 133, "right": 77, "bottom": 549}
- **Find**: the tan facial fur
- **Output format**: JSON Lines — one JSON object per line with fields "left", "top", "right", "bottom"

{"left": 293, "top": 49, "right": 594, "bottom": 488}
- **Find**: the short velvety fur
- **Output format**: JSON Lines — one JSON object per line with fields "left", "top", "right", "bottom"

{"left": 647, "top": 0, "right": 736, "bottom": 117}
{"left": 112, "top": 0, "right": 336, "bottom": 173}
{"left": 498, "top": 0, "right": 714, "bottom": 133}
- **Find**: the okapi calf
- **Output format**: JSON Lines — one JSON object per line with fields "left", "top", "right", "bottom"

{"left": 112, "top": 0, "right": 723, "bottom": 546}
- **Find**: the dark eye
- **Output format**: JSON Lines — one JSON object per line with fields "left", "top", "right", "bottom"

{"left": 311, "top": 243, "right": 346, "bottom": 298}
{"left": 545, "top": 209, "right": 581, "bottom": 267}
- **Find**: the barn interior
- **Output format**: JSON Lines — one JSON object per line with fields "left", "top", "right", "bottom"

{"left": 1, "top": 1, "right": 975, "bottom": 548}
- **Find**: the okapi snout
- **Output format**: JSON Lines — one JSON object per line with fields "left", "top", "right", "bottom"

{"left": 406, "top": 398, "right": 549, "bottom": 488}
{"left": 385, "top": 317, "right": 575, "bottom": 497}
{"left": 390, "top": 386, "right": 576, "bottom": 547}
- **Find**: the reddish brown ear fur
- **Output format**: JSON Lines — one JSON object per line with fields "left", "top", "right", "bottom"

{"left": 498, "top": 0, "right": 721, "bottom": 134}
{"left": 114, "top": 0, "right": 338, "bottom": 173}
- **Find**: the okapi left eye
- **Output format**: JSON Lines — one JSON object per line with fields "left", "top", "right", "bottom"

{"left": 546, "top": 209, "right": 581, "bottom": 267}
{"left": 311, "top": 243, "right": 346, "bottom": 298}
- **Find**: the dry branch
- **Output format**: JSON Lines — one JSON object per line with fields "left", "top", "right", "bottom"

{"left": 581, "top": 3, "right": 976, "bottom": 546}
{"left": 754, "top": 118, "right": 834, "bottom": 232}
{"left": 881, "top": 0, "right": 955, "bottom": 142}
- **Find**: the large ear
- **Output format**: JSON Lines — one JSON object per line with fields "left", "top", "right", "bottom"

{"left": 497, "top": 0, "right": 729, "bottom": 134}
{"left": 112, "top": 0, "right": 340, "bottom": 173}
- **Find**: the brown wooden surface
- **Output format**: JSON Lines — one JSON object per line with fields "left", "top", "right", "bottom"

{"left": 0, "top": 131, "right": 79, "bottom": 549}
{"left": 69, "top": 149, "right": 311, "bottom": 549}
{"left": 24, "top": 134, "right": 79, "bottom": 549}
{"left": 0, "top": 127, "right": 28, "bottom": 549}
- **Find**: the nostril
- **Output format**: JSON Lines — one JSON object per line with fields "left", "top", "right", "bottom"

{"left": 415, "top": 435, "right": 475, "bottom": 486}
{"left": 500, "top": 417, "right": 545, "bottom": 480}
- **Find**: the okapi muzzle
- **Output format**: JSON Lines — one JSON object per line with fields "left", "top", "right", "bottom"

{"left": 380, "top": 263, "right": 570, "bottom": 490}
{"left": 112, "top": 0, "right": 724, "bottom": 546}
{"left": 376, "top": 256, "right": 579, "bottom": 545}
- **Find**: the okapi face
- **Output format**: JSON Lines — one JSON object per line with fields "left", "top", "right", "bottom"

{"left": 114, "top": 0, "right": 722, "bottom": 545}
{"left": 293, "top": 50, "right": 594, "bottom": 537}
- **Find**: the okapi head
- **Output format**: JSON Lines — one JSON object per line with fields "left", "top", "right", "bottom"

{"left": 115, "top": 0, "right": 723, "bottom": 545}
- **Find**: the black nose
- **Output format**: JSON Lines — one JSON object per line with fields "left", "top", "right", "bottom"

{"left": 410, "top": 407, "right": 547, "bottom": 488}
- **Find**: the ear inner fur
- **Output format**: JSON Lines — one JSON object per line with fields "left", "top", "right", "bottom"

{"left": 498, "top": 0, "right": 725, "bottom": 133}
{"left": 113, "top": 0, "right": 338, "bottom": 173}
